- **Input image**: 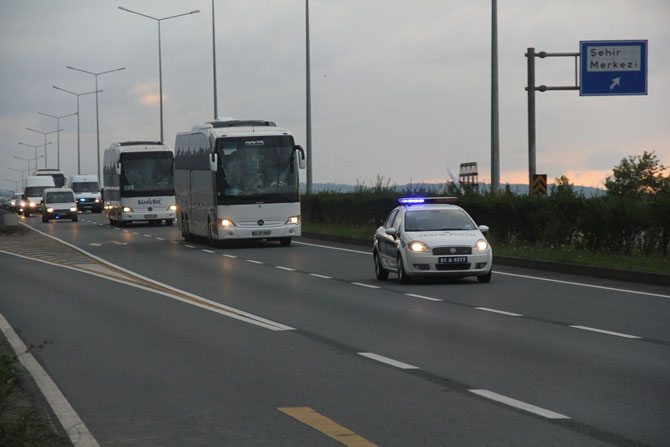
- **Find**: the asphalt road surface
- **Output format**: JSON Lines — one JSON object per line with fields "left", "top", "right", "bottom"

{"left": 1, "top": 213, "right": 669, "bottom": 446}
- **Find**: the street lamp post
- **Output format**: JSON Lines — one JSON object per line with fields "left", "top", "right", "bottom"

{"left": 8, "top": 168, "right": 30, "bottom": 190}
{"left": 37, "top": 111, "right": 77, "bottom": 171}
{"left": 3, "top": 178, "right": 21, "bottom": 191}
{"left": 19, "top": 141, "right": 52, "bottom": 170}
{"left": 118, "top": 6, "right": 200, "bottom": 142}
{"left": 305, "top": 0, "right": 313, "bottom": 194}
{"left": 66, "top": 66, "right": 125, "bottom": 181}
{"left": 26, "top": 128, "right": 60, "bottom": 169}
{"left": 52, "top": 86, "right": 101, "bottom": 175}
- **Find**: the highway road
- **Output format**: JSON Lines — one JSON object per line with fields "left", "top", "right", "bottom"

{"left": 1, "top": 213, "right": 669, "bottom": 446}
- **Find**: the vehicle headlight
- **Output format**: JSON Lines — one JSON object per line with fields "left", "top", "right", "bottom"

{"left": 475, "top": 239, "right": 489, "bottom": 251}
{"left": 20, "top": 201, "right": 26, "bottom": 207}
{"left": 287, "top": 215, "right": 300, "bottom": 225}
{"left": 46, "top": 207, "right": 54, "bottom": 213}
{"left": 95, "top": 198, "right": 101, "bottom": 203}
{"left": 70, "top": 206, "right": 77, "bottom": 212}
{"left": 408, "top": 241, "right": 430, "bottom": 253}
{"left": 220, "top": 218, "right": 235, "bottom": 228}
{"left": 29, "top": 202, "right": 37, "bottom": 208}
{"left": 122, "top": 206, "right": 133, "bottom": 213}
{"left": 168, "top": 204, "right": 177, "bottom": 211}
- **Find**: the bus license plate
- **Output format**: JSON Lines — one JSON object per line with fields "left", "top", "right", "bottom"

{"left": 438, "top": 256, "right": 468, "bottom": 264}
{"left": 252, "top": 230, "right": 271, "bottom": 237}
{"left": 144, "top": 214, "right": 157, "bottom": 219}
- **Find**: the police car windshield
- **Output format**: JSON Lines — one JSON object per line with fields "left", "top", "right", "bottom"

{"left": 404, "top": 209, "right": 475, "bottom": 231}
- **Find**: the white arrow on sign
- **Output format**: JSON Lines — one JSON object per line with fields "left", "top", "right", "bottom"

{"left": 609, "top": 77, "right": 621, "bottom": 90}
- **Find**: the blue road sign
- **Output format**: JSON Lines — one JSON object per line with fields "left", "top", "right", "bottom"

{"left": 580, "top": 40, "right": 647, "bottom": 96}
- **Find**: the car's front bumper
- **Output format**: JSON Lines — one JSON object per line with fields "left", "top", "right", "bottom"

{"left": 402, "top": 250, "right": 492, "bottom": 277}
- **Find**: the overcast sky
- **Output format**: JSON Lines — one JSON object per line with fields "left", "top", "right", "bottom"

{"left": 1, "top": 0, "right": 668, "bottom": 191}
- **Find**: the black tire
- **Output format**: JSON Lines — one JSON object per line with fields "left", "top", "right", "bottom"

{"left": 165, "top": 219, "right": 174, "bottom": 226}
{"left": 72, "top": 215, "right": 78, "bottom": 222}
{"left": 280, "top": 237, "right": 292, "bottom": 247}
{"left": 207, "top": 221, "right": 217, "bottom": 248}
{"left": 397, "top": 254, "right": 411, "bottom": 284}
{"left": 374, "top": 251, "right": 389, "bottom": 280}
{"left": 42, "top": 215, "right": 49, "bottom": 223}
{"left": 477, "top": 271, "right": 492, "bottom": 283}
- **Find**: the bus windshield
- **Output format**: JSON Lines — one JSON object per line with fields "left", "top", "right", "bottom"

{"left": 215, "top": 135, "right": 299, "bottom": 205}
{"left": 72, "top": 182, "right": 100, "bottom": 193}
{"left": 120, "top": 152, "right": 174, "bottom": 197}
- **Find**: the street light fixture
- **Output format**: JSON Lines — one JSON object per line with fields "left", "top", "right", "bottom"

{"left": 3, "top": 178, "right": 21, "bottom": 191}
{"left": 8, "top": 167, "right": 30, "bottom": 190}
{"left": 52, "top": 85, "right": 101, "bottom": 175}
{"left": 26, "top": 128, "right": 60, "bottom": 168}
{"left": 38, "top": 111, "right": 77, "bottom": 171}
{"left": 66, "top": 65, "right": 125, "bottom": 181}
{"left": 118, "top": 6, "right": 200, "bottom": 142}
{"left": 19, "top": 141, "right": 53, "bottom": 170}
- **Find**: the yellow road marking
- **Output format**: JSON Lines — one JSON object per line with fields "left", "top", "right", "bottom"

{"left": 277, "top": 407, "right": 377, "bottom": 447}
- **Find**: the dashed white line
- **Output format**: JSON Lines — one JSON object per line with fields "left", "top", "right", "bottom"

{"left": 358, "top": 352, "right": 419, "bottom": 370}
{"left": 293, "top": 240, "right": 369, "bottom": 255}
{"left": 132, "top": 232, "right": 140, "bottom": 235}
{"left": 122, "top": 230, "right": 129, "bottom": 233}
{"left": 276, "top": 266, "right": 295, "bottom": 271}
{"left": 405, "top": 293, "right": 443, "bottom": 302}
{"left": 309, "top": 273, "right": 332, "bottom": 279}
{"left": 247, "top": 260, "right": 263, "bottom": 264}
{"left": 351, "top": 282, "right": 380, "bottom": 289}
{"left": 155, "top": 237, "right": 164, "bottom": 241}
{"left": 184, "top": 245, "right": 196, "bottom": 249}
{"left": 202, "top": 249, "right": 215, "bottom": 254}
{"left": 169, "top": 241, "right": 180, "bottom": 244}
{"left": 569, "top": 325, "right": 641, "bottom": 339}
{"left": 143, "top": 234, "right": 152, "bottom": 237}
{"left": 222, "top": 254, "right": 237, "bottom": 259}
{"left": 475, "top": 307, "right": 523, "bottom": 317}
{"left": 469, "top": 389, "right": 570, "bottom": 420}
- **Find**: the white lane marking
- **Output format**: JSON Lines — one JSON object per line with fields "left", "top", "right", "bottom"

{"left": 358, "top": 352, "right": 419, "bottom": 370}
{"left": 352, "top": 282, "right": 380, "bottom": 289}
{"left": 294, "top": 240, "right": 370, "bottom": 255}
{"left": 184, "top": 245, "right": 196, "bottom": 249}
{"left": 405, "top": 293, "right": 443, "bottom": 302}
{"left": 247, "top": 260, "right": 263, "bottom": 264}
{"left": 113, "top": 228, "right": 120, "bottom": 231}
{"left": 276, "top": 266, "right": 295, "bottom": 271}
{"left": 122, "top": 230, "right": 129, "bottom": 233}
{"left": 5, "top": 231, "right": 295, "bottom": 332}
{"left": 132, "top": 232, "right": 140, "bottom": 235}
{"left": 469, "top": 389, "right": 570, "bottom": 420}
{"left": 222, "top": 254, "right": 238, "bottom": 259}
{"left": 202, "top": 249, "right": 215, "bottom": 254}
{"left": 475, "top": 307, "right": 523, "bottom": 317}
{"left": 309, "top": 273, "right": 332, "bottom": 279}
{"left": 155, "top": 237, "right": 164, "bottom": 241}
{"left": 0, "top": 313, "right": 101, "bottom": 447}
{"left": 143, "top": 234, "right": 152, "bottom": 237}
{"left": 169, "top": 241, "right": 180, "bottom": 244}
{"left": 494, "top": 271, "right": 670, "bottom": 299}
{"left": 569, "top": 325, "right": 641, "bottom": 339}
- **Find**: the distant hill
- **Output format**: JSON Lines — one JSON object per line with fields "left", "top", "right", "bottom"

{"left": 301, "top": 182, "right": 605, "bottom": 197}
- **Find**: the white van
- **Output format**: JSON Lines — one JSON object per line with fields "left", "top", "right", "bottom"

{"left": 21, "top": 176, "right": 55, "bottom": 217}
{"left": 71, "top": 174, "right": 102, "bottom": 213}
{"left": 41, "top": 188, "right": 78, "bottom": 223}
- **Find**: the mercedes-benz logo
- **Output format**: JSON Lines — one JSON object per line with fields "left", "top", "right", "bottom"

{"left": 258, "top": 219, "right": 265, "bottom": 226}
{"left": 148, "top": 207, "right": 153, "bottom": 211}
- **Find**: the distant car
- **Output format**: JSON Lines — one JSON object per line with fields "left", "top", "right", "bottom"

{"left": 8, "top": 192, "right": 24, "bottom": 213}
{"left": 373, "top": 197, "right": 492, "bottom": 283}
{"left": 41, "top": 188, "right": 78, "bottom": 223}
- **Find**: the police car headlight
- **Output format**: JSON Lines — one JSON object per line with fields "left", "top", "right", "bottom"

{"left": 168, "top": 204, "right": 177, "bottom": 211}
{"left": 70, "top": 206, "right": 77, "bottom": 212}
{"left": 408, "top": 241, "right": 430, "bottom": 253}
{"left": 220, "top": 218, "right": 235, "bottom": 228}
{"left": 287, "top": 215, "right": 300, "bottom": 225}
{"left": 475, "top": 239, "right": 489, "bottom": 251}
{"left": 122, "top": 206, "right": 133, "bottom": 213}
{"left": 95, "top": 198, "right": 101, "bottom": 203}
{"left": 46, "top": 207, "right": 54, "bottom": 213}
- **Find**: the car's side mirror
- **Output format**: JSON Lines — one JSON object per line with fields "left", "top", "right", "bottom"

{"left": 294, "top": 145, "right": 306, "bottom": 169}
{"left": 385, "top": 228, "right": 397, "bottom": 237}
{"left": 479, "top": 225, "right": 489, "bottom": 233}
{"left": 115, "top": 162, "right": 121, "bottom": 175}
{"left": 210, "top": 153, "right": 218, "bottom": 172}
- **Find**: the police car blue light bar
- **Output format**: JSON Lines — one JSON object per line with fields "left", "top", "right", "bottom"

{"left": 399, "top": 197, "right": 457, "bottom": 204}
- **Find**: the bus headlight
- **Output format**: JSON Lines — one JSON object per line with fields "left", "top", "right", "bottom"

{"left": 70, "top": 207, "right": 77, "bottom": 212}
{"left": 287, "top": 216, "right": 300, "bottom": 225}
{"left": 408, "top": 241, "right": 430, "bottom": 253}
{"left": 168, "top": 204, "right": 177, "bottom": 211}
{"left": 122, "top": 206, "right": 133, "bottom": 213}
{"left": 220, "top": 218, "right": 235, "bottom": 228}
{"left": 475, "top": 239, "right": 489, "bottom": 251}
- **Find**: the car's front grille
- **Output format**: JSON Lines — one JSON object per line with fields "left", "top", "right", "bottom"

{"left": 432, "top": 246, "right": 472, "bottom": 255}
{"left": 435, "top": 263, "right": 471, "bottom": 271}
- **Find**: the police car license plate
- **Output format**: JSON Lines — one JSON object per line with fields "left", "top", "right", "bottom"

{"left": 252, "top": 230, "right": 271, "bottom": 236}
{"left": 438, "top": 256, "right": 468, "bottom": 264}
{"left": 144, "top": 214, "right": 157, "bottom": 219}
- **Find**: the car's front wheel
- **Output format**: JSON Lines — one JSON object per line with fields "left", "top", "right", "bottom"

{"left": 374, "top": 251, "right": 389, "bottom": 280}
{"left": 397, "top": 254, "right": 411, "bottom": 284}
{"left": 477, "top": 270, "right": 492, "bottom": 283}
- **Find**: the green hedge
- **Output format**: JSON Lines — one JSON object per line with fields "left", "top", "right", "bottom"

{"left": 301, "top": 190, "right": 670, "bottom": 257}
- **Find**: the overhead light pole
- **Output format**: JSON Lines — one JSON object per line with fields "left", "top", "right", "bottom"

{"left": 26, "top": 128, "right": 60, "bottom": 169}
{"left": 118, "top": 6, "right": 200, "bottom": 142}
{"left": 9, "top": 167, "right": 30, "bottom": 190}
{"left": 19, "top": 141, "right": 52, "bottom": 170}
{"left": 211, "top": 0, "right": 218, "bottom": 119}
{"left": 490, "top": 0, "right": 500, "bottom": 193}
{"left": 66, "top": 65, "right": 125, "bottom": 181}
{"left": 3, "top": 177, "right": 21, "bottom": 191}
{"left": 305, "top": 0, "right": 313, "bottom": 194}
{"left": 37, "top": 111, "right": 77, "bottom": 171}
{"left": 52, "top": 85, "right": 101, "bottom": 175}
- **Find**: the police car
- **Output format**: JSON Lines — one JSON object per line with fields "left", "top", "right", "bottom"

{"left": 373, "top": 197, "right": 492, "bottom": 283}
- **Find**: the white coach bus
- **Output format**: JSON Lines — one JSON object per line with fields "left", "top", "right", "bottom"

{"left": 174, "top": 118, "right": 305, "bottom": 246}
{"left": 103, "top": 141, "right": 177, "bottom": 226}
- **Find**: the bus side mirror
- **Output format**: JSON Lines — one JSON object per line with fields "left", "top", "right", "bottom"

{"left": 210, "top": 153, "right": 218, "bottom": 172}
{"left": 115, "top": 162, "right": 121, "bottom": 175}
{"left": 295, "top": 145, "right": 306, "bottom": 169}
